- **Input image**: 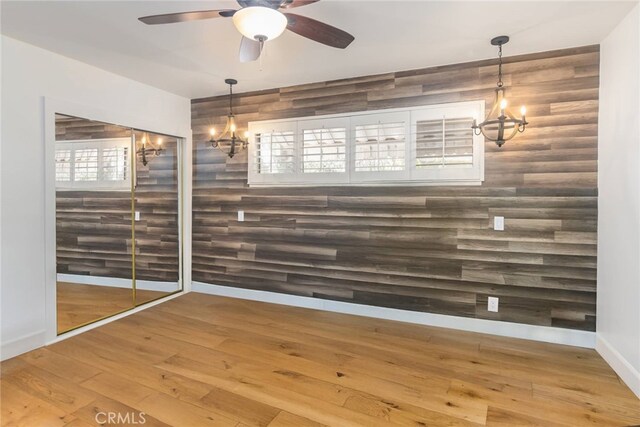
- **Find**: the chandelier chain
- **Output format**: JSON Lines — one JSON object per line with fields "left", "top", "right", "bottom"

{"left": 497, "top": 43, "right": 504, "bottom": 88}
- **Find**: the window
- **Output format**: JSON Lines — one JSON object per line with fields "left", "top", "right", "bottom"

{"left": 55, "top": 138, "right": 131, "bottom": 190}
{"left": 298, "top": 118, "right": 349, "bottom": 184}
{"left": 255, "top": 130, "right": 295, "bottom": 174}
{"left": 248, "top": 101, "right": 484, "bottom": 186}
{"left": 302, "top": 127, "right": 346, "bottom": 173}
{"left": 354, "top": 122, "right": 406, "bottom": 172}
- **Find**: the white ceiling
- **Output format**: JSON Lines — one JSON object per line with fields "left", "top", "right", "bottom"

{"left": 1, "top": 1, "right": 636, "bottom": 99}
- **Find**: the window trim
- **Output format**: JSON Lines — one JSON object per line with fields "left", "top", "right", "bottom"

{"left": 248, "top": 100, "right": 485, "bottom": 187}
{"left": 55, "top": 138, "right": 132, "bottom": 191}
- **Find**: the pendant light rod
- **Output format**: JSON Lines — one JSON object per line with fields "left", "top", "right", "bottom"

{"left": 225, "top": 78, "right": 237, "bottom": 115}
{"left": 491, "top": 35, "right": 509, "bottom": 89}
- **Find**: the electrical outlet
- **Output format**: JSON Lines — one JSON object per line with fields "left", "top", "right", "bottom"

{"left": 134, "top": 211, "right": 141, "bottom": 221}
{"left": 488, "top": 296, "right": 499, "bottom": 312}
{"left": 237, "top": 210, "right": 245, "bottom": 222}
{"left": 493, "top": 216, "right": 504, "bottom": 231}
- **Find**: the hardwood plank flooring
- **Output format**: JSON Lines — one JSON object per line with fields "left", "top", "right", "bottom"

{"left": 56, "top": 282, "right": 168, "bottom": 333}
{"left": 4, "top": 293, "right": 639, "bottom": 426}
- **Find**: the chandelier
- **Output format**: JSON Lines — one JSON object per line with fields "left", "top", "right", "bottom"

{"left": 209, "top": 79, "right": 248, "bottom": 158}
{"left": 137, "top": 132, "right": 163, "bottom": 166}
{"left": 472, "top": 36, "right": 528, "bottom": 147}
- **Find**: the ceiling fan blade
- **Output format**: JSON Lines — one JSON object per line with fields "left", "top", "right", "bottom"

{"left": 284, "top": 13, "right": 354, "bottom": 48}
{"left": 279, "top": 0, "right": 320, "bottom": 8}
{"left": 239, "top": 36, "right": 263, "bottom": 63}
{"left": 138, "top": 9, "right": 234, "bottom": 25}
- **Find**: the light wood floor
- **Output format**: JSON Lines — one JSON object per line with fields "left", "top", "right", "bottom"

{"left": 3, "top": 293, "right": 639, "bottom": 426}
{"left": 56, "top": 282, "right": 170, "bottom": 333}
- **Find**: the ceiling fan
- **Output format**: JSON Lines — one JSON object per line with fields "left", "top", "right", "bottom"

{"left": 139, "top": 0, "right": 355, "bottom": 63}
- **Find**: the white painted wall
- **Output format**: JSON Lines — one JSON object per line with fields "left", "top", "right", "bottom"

{"left": 596, "top": 4, "right": 640, "bottom": 398}
{"left": 0, "top": 35, "right": 191, "bottom": 360}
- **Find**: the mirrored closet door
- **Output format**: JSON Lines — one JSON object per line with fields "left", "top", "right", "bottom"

{"left": 54, "top": 115, "right": 182, "bottom": 334}
{"left": 132, "top": 130, "right": 182, "bottom": 306}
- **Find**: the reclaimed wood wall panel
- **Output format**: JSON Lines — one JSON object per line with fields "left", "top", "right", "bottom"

{"left": 191, "top": 46, "right": 599, "bottom": 331}
{"left": 55, "top": 118, "right": 180, "bottom": 282}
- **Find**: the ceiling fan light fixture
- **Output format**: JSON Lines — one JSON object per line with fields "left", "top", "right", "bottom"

{"left": 232, "top": 6, "right": 287, "bottom": 41}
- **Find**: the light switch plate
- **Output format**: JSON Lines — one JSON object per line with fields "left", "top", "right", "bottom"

{"left": 134, "top": 211, "right": 141, "bottom": 221}
{"left": 238, "top": 210, "right": 245, "bottom": 222}
{"left": 493, "top": 216, "right": 504, "bottom": 231}
{"left": 488, "top": 296, "right": 499, "bottom": 312}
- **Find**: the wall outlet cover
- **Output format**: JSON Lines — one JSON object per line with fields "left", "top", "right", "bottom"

{"left": 493, "top": 216, "right": 504, "bottom": 231}
{"left": 488, "top": 296, "right": 499, "bottom": 312}
{"left": 134, "top": 211, "right": 141, "bottom": 221}
{"left": 238, "top": 210, "right": 245, "bottom": 222}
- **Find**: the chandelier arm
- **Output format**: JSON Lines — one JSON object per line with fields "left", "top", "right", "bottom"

{"left": 478, "top": 126, "right": 495, "bottom": 142}
{"left": 503, "top": 125, "right": 520, "bottom": 142}
{"left": 518, "top": 122, "right": 527, "bottom": 133}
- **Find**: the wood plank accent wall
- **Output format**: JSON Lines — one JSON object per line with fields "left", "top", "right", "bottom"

{"left": 191, "top": 46, "right": 599, "bottom": 331}
{"left": 56, "top": 118, "right": 180, "bottom": 282}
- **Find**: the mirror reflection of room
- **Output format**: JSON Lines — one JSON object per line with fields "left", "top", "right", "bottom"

{"left": 55, "top": 114, "right": 135, "bottom": 333}
{"left": 55, "top": 118, "right": 182, "bottom": 334}
{"left": 132, "top": 130, "right": 181, "bottom": 306}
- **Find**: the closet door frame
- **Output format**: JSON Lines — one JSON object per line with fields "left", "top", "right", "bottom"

{"left": 44, "top": 97, "right": 191, "bottom": 343}
{"left": 131, "top": 130, "right": 184, "bottom": 306}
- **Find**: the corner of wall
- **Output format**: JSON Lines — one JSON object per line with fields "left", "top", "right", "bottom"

{"left": 596, "top": 333, "right": 640, "bottom": 398}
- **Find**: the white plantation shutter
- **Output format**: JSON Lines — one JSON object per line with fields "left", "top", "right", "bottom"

{"left": 248, "top": 100, "right": 484, "bottom": 186}
{"left": 351, "top": 111, "right": 410, "bottom": 183}
{"left": 298, "top": 117, "right": 349, "bottom": 183}
{"left": 102, "top": 147, "right": 129, "bottom": 181}
{"left": 55, "top": 149, "right": 72, "bottom": 182}
{"left": 415, "top": 117, "right": 474, "bottom": 168}
{"left": 354, "top": 122, "right": 406, "bottom": 172}
{"left": 73, "top": 148, "right": 99, "bottom": 181}
{"left": 255, "top": 131, "right": 295, "bottom": 174}
{"left": 302, "top": 127, "right": 347, "bottom": 173}
{"left": 444, "top": 118, "right": 475, "bottom": 166}
{"left": 55, "top": 138, "right": 131, "bottom": 190}
{"left": 411, "top": 102, "right": 484, "bottom": 183}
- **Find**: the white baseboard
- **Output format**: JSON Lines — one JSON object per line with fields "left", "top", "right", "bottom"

{"left": 57, "top": 273, "right": 179, "bottom": 293}
{"left": 0, "top": 330, "right": 47, "bottom": 361}
{"left": 596, "top": 334, "right": 640, "bottom": 398}
{"left": 192, "top": 282, "right": 596, "bottom": 349}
